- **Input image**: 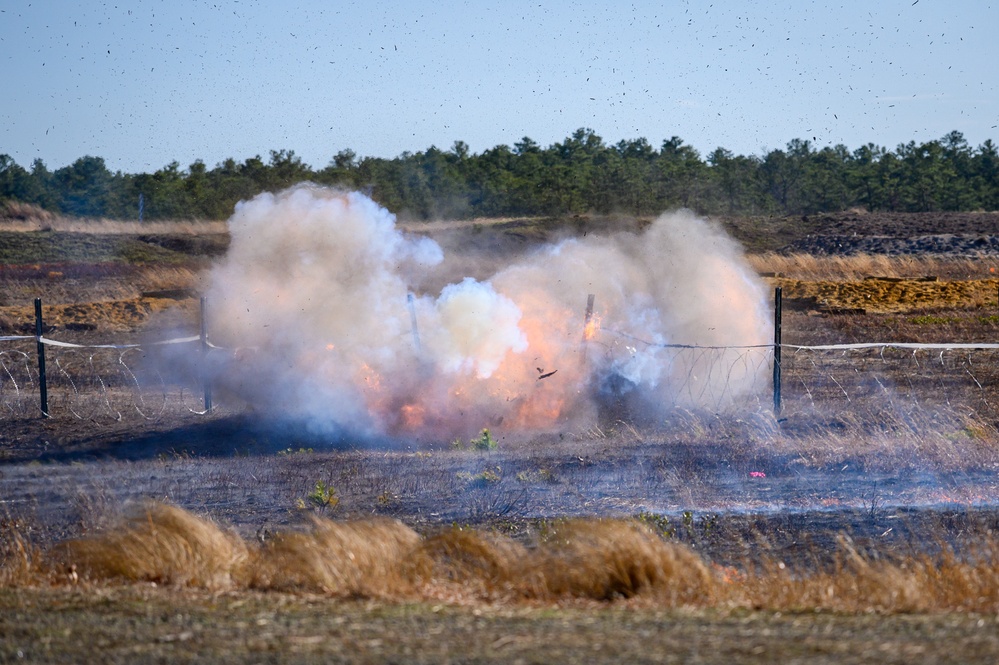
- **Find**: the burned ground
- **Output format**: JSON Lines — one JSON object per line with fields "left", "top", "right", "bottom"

{"left": 3, "top": 209, "right": 999, "bottom": 663}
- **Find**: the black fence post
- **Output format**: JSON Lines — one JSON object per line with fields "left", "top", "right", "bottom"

{"left": 200, "top": 296, "right": 212, "bottom": 413}
{"left": 34, "top": 298, "right": 49, "bottom": 417}
{"left": 773, "top": 286, "right": 783, "bottom": 417}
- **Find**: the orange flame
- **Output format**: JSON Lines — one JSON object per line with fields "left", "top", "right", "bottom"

{"left": 308, "top": 288, "right": 602, "bottom": 437}
{"left": 399, "top": 403, "right": 426, "bottom": 429}
{"left": 583, "top": 312, "right": 602, "bottom": 341}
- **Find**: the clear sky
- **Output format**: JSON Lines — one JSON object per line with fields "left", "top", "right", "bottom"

{"left": 2, "top": 0, "right": 996, "bottom": 173}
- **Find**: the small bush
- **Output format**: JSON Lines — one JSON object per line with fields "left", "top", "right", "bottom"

{"left": 306, "top": 480, "right": 339, "bottom": 513}
{"left": 471, "top": 429, "right": 498, "bottom": 451}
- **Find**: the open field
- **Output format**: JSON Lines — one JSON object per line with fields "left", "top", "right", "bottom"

{"left": 5, "top": 587, "right": 997, "bottom": 664}
{"left": 3, "top": 207, "right": 999, "bottom": 662}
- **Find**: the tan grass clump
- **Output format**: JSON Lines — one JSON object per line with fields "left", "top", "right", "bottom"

{"left": 243, "top": 516, "right": 421, "bottom": 597}
{"left": 738, "top": 535, "right": 999, "bottom": 614}
{"left": 749, "top": 252, "right": 990, "bottom": 282}
{"left": 49, "top": 502, "right": 248, "bottom": 590}
{"left": 0, "top": 209, "right": 227, "bottom": 235}
{"left": 0, "top": 516, "right": 45, "bottom": 587}
{"left": 411, "top": 527, "right": 529, "bottom": 602}
{"left": 523, "top": 519, "right": 716, "bottom": 604}
{"left": 0, "top": 201, "right": 55, "bottom": 225}
{"left": 20, "top": 502, "right": 999, "bottom": 614}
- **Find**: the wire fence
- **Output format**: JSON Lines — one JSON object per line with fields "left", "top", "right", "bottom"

{"left": 781, "top": 344, "right": 999, "bottom": 421}
{"left": 0, "top": 340, "right": 216, "bottom": 422}
{"left": 2, "top": 294, "right": 999, "bottom": 425}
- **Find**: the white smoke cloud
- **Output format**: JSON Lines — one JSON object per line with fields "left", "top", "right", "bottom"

{"left": 200, "top": 184, "right": 772, "bottom": 440}
{"left": 427, "top": 278, "right": 528, "bottom": 379}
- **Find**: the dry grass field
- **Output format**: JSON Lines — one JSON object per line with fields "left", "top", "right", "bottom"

{"left": 3, "top": 205, "right": 999, "bottom": 663}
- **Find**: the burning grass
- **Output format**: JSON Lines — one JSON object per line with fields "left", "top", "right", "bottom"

{"left": 5, "top": 502, "right": 999, "bottom": 615}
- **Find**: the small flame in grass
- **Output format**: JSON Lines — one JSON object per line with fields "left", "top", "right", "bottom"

{"left": 749, "top": 471, "right": 766, "bottom": 478}
{"left": 326, "top": 343, "right": 335, "bottom": 351}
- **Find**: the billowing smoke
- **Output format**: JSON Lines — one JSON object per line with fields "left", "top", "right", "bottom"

{"left": 201, "top": 184, "right": 771, "bottom": 440}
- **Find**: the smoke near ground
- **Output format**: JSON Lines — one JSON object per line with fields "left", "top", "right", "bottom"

{"left": 201, "top": 184, "right": 772, "bottom": 440}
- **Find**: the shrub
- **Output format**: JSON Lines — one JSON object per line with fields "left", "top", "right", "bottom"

{"left": 306, "top": 480, "right": 339, "bottom": 513}
{"left": 471, "top": 428, "right": 498, "bottom": 451}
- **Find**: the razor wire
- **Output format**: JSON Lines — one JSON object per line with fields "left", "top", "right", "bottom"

{"left": 4, "top": 322, "right": 999, "bottom": 424}
{"left": 779, "top": 343, "right": 999, "bottom": 420}
{"left": 0, "top": 336, "right": 220, "bottom": 422}
{"left": 590, "top": 325, "right": 999, "bottom": 417}
{"left": 587, "top": 327, "right": 774, "bottom": 413}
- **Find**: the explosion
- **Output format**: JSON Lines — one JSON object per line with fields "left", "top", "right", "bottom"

{"left": 201, "top": 184, "right": 771, "bottom": 440}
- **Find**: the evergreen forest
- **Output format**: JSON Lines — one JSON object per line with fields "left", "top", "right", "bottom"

{"left": 2, "top": 128, "right": 997, "bottom": 221}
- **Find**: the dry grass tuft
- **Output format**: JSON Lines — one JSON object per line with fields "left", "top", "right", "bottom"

{"left": 8, "top": 503, "right": 999, "bottom": 614}
{"left": 0, "top": 206, "right": 227, "bottom": 235}
{"left": 0, "top": 201, "right": 55, "bottom": 225}
{"left": 413, "top": 528, "right": 528, "bottom": 601}
{"left": 739, "top": 535, "right": 999, "bottom": 614}
{"left": 243, "top": 516, "right": 421, "bottom": 597}
{"left": 525, "top": 519, "right": 716, "bottom": 604}
{"left": 49, "top": 502, "right": 248, "bottom": 590}
{"left": 769, "top": 406, "right": 999, "bottom": 473}
{"left": 0, "top": 515, "right": 45, "bottom": 587}
{"left": 749, "top": 252, "right": 993, "bottom": 282}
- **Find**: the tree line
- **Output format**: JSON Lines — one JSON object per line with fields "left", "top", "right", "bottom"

{"left": 1, "top": 129, "right": 997, "bottom": 221}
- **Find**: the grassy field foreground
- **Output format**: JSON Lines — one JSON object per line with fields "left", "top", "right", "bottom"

{"left": 4, "top": 208, "right": 999, "bottom": 663}
{"left": 3, "top": 503, "right": 999, "bottom": 663}
{"left": 3, "top": 587, "right": 998, "bottom": 664}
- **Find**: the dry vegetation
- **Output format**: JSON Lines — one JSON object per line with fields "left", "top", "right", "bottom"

{"left": 0, "top": 504, "right": 999, "bottom": 614}
{"left": 1, "top": 200, "right": 227, "bottom": 235}
{"left": 5, "top": 501, "right": 999, "bottom": 615}
{"left": 747, "top": 252, "right": 998, "bottom": 282}
{"left": 4, "top": 208, "right": 999, "bottom": 662}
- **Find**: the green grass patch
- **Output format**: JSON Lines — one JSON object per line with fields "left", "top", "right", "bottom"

{"left": 0, "top": 231, "right": 198, "bottom": 265}
{"left": 908, "top": 314, "right": 959, "bottom": 325}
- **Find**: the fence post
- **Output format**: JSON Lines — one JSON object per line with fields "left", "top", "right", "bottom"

{"left": 581, "top": 293, "right": 595, "bottom": 363}
{"left": 773, "top": 286, "right": 783, "bottom": 417}
{"left": 34, "top": 298, "right": 49, "bottom": 417}
{"left": 200, "top": 296, "right": 212, "bottom": 413}
{"left": 407, "top": 292, "right": 421, "bottom": 354}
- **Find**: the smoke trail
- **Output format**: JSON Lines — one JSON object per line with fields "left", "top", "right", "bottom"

{"left": 200, "top": 184, "right": 771, "bottom": 440}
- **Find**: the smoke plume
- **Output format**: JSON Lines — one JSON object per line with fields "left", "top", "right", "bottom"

{"left": 202, "top": 184, "right": 771, "bottom": 440}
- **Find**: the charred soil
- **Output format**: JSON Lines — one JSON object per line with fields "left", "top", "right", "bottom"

{"left": 3, "top": 210, "right": 999, "bottom": 663}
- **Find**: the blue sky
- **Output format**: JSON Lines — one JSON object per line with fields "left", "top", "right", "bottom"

{"left": 2, "top": 0, "right": 996, "bottom": 173}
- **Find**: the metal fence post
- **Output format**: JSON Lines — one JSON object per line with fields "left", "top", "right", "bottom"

{"left": 200, "top": 296, "right": 212, "bottom": 413}
{"left": 773, "top": 286, "right": 783, "bottom": 417}
{"left": 581, "top": 293, "right": 595, "bottom": 363}
{"left": 34, "top": 298, "right": 49, "bottom": 417}
{"left": 407, "top": 292, "right": 421, "bottom": 354}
